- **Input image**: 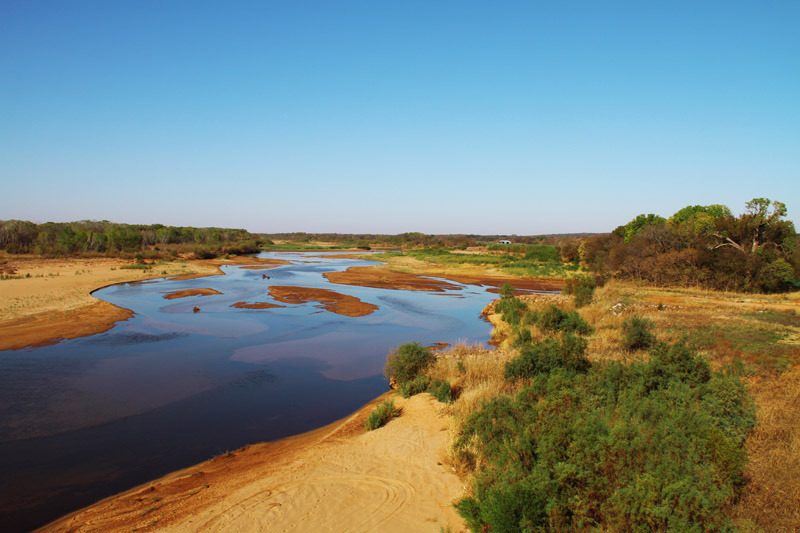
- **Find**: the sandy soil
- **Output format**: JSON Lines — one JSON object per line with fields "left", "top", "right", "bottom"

{"left": 230, "top": 302, "right": 285, "bottom": 309}
{"left": 268, "top": 285, "right": 380, "bottom": 317}
{"left": 40, "top": 393, "right": 466, "bottom": 533}
{"left": 324, "top": 264, "right": 564, "bottom": 293}
{"left": 0, "top": 257, "right": 220, "bottom": 351}
{"left": 162, "top": 288, "right": 223, "bottom": 300}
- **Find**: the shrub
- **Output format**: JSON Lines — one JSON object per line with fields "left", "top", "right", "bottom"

{"left": 621, "top": 315, "right": 656, "bottom": 351}
{"left": 384, "top": 342, "right": 435, "bottom": 384}
{"left": 562, "top": 274, "right": 596, "bottom": 307}
{"left": 399, "top": 375, "right": 430, "bottom": 398}
{"left": 505, "top": 334, "right": 590, "bottom": 380}
{"left": 430, "top": 379, "right": 454, "bottom": 403}
{"left": 495, "top": 297, "right": 527, "bottom": 325}
{"left": 365, "top": 399, "right": 400, "bottom": 430}
{"left": 535, "top": 304, "right": 593, "bottom": 335}
{"left": 456, "top": 342, "right": 755, "bottom": 532}
{"left": 499, "top": 282, "right": 515, "bottom": 299}
{"left": 512, "top": 328, "right": 532, "bottom": 347}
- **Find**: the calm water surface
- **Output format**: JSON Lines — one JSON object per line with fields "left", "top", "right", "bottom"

{"left": 0, "top": 252, "right": 522, "bottom": 531}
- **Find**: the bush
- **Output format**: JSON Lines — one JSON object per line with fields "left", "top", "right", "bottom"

{"left": 505, "top": 334, "right": 590, "bottom": 380}
{"left": 399, "top": 375, "right": 431, "bottom": 398}
{"left": 621, "top": 315, "right": 656, "bottom": 351}
{"left": 384, "top": 342, "right": 435, "bottom": 385}
{"left": 535, "top": 304, "right": 593, "bottom": 335}
{"left": 499, "top": 282, "right": 515, "bottom": 299}
{"left": 430, "top": 379, "right": 454, "bottom": 403}
{"left": 562, "top": 274, "right": 596, "bottom": 307}
{"left": 495, "top": 297, "right": 527, "bottom": 325}
{"left": 365, "top": 399, "right": 400, "bottom": 430}
{"left": 456, "top": 342, "right": 755, "bottom": 532}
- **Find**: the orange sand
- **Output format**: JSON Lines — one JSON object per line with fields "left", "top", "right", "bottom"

{"left": 268, "top": 285, "right": 379, "bottom": 317}
{"left": 230, "top": 301, "right": 285, "bottom": 310}
{"left": 162, "top": 288, "right": 223, "bottom": 300}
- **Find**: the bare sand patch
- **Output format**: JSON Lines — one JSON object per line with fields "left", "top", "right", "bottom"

{"left": 162, "top": 288, "right": 223, "bottom": 300}
{"left": 268, "top": 285, "right": 379, "bottom": 317}
{"left": 41, "top": 393, "right": 466, "bottom": 533}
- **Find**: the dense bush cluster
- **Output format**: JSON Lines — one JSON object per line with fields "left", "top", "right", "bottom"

{"left": 452, "top": 298, "right": 755, "bottom": 532}
{"left": 456, "top": 340, "right": 755, "bottom": 532}
{"left": 580, "top": 198, "right": 800, "bottom": 293}
{"left": 365, "top": 399, "right": 400, "bottom": 431}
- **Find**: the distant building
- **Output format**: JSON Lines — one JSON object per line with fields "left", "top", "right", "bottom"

{"left": 498, "top": 239, "right": 511, "bottom": 245}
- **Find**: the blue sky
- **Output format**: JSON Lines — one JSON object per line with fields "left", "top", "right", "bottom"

{"left": 1, "top": 1, "right": 798, "bottom": 234}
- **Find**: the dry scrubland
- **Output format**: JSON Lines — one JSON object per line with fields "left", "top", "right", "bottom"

{"left": 422, "top": 281, "right": 800, "bottom": 531}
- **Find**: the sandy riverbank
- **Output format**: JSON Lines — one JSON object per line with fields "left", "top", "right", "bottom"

{"left": 40, "top": 392, "right": 466, "bottom": 533}
{"left": 268, "top": 285, "right": 380, "bottom": 317}
{"left": 0, "top": 255, "right": 287, "bottom": 351}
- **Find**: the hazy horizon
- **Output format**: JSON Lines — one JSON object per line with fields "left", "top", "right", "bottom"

{"left": 2, "top": 1, "right": 798, "bottom": 233}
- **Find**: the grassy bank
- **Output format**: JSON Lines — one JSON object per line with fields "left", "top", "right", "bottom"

{"left": 387, "top": 281, "right": 800, "bottom": 531}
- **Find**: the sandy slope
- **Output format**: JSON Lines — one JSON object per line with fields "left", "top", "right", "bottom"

{"left": 41, "top": 393, "right": 467, "bottom": 533}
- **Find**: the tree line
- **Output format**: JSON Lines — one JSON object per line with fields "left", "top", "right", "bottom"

{"left": 579, "top": 198, "right": 799, "bottom": 293}
{"left": 0, "top": 219, "right": 260, "bottom": 257}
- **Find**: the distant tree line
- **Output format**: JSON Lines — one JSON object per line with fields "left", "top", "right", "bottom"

{"left": 580, "top": 198, "right": 799, "bottom": 293}
{"left": 261, "top": 232, "right": 598, "bottom": 249}
{"left": 0, "top": 220, "right": 262, "bottom": 258}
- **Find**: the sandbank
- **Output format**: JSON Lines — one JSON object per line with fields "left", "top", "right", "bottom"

{"left": 324, "top": 264, "right": 563, "bottom": 293}
{"left": 268, "top": 285, "right": 379, "bottom": 317}
{"left": 41, "top": 393, "right": 465, "bottom": 533}
{"left": 230, "top": 301, "right": 285, "bottom": 310}
{"left": 162, "top": 288, "right": 223, "bottom": 300}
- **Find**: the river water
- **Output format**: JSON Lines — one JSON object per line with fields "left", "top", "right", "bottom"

{"left": 0, "top": 252, "right": 518, "bottom": 531}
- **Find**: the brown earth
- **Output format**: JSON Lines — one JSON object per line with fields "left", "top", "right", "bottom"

{"left": 40, "top": 393, "right": 466, "bottom": 533}
{"left": 229, "top": 302, "right": 285, "bottom": 310}
{"left": 162, "top": 288, "right": 223, "bottom": 300}
{"left": 268, "top": 285, "right": 379, "bottom": 317}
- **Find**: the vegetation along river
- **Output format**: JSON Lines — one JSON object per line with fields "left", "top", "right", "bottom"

{"left": 0, "top": 252, "right": 545, "bottom": 531}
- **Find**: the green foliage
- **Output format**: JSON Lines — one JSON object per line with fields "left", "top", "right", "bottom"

{"left": 613, "top": 213, "right": 667, "bottom": 242}
{"left": 365, "top": 400, "right": 400, "bottom": 431}
{"left": 621, "top": 315, "right": 656, "bottom": 351}
{"left": 534, "top": 304, "right": 593, "bottom": 335}
{"left": 399, "top": 375, "right": 431, "bottom": 398}
{"left": 495, "top": 297, "right": 527, "bottom": 326}
{"left": 456, "top": 341, "right": 755, "bottom": 532}
{"left": 498, "top": 282, "right": 515, "bottom": 299}
{"left": 505, "top": 334, "right": 590, "bottom": 379}
{"left": 430, "top": 379, "right": 454, "bottom": 403}
{"left": 384, "top": 342, "right": 435, "bottom": 385}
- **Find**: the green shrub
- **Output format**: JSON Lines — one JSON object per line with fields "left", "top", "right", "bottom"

{"left": 495, "top": 297, "right": 527, "bottom": 325}
{"left": 512, "top": 328, "right": 532, "bottom": 347}
{"left": 365, "top": 399, "right": 400, "bottom": 430}
{"left": 456, "top": 340, "right": 755, "bottom": 532}
{"left": 430, "top": 379, "right": 454, "bottom": 403}
{"left": 621, "top": 315, "right": 656, "bottom": 351}
{"left": 399, "top": 375, "right": 430, "bottom": 398}
{"left": 505, "top": 334, "right": 590, "bottom": 380}
{"left": 384, "top": 342, "right": 435, "bottom": 384}
{"left": 562, "top": 274, "right": 596, "bottom": 307}
{"left": 535, "top": 304, "right": 593, "bottom": 335}
{"left": 499, "top": 282, "right": 515, "bottom": 299}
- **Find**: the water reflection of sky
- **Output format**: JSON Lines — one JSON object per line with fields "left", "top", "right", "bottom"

{"left": 0, "top": 252, "right": 507, "bottom": 531}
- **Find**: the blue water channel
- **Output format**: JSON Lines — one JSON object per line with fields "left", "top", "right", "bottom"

{"left": 0, "top": 252, "right": 505, "bottom": 531}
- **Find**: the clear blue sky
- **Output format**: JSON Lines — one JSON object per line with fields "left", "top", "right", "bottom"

{"left": 1, "top": 1, "right": 798, "bottom": 234}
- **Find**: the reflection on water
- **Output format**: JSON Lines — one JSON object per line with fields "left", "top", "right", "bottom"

{"left": 0, "top": 252, "right": 537, "bottom": 531}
